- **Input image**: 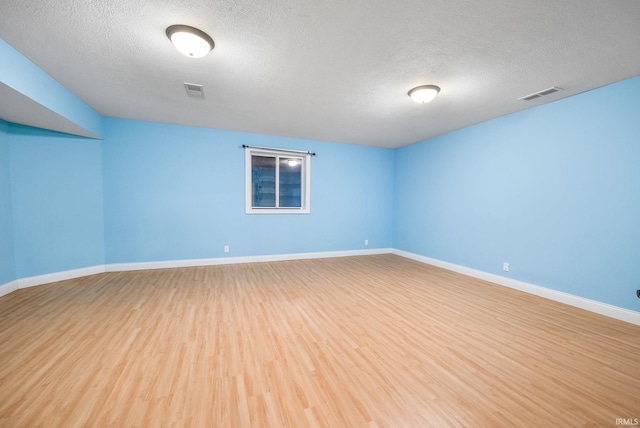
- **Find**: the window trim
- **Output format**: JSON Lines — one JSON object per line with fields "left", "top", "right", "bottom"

{"left": 245, "top": 147, "right": 311, "bottom": 214}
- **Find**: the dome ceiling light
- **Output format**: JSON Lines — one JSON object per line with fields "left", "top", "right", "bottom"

{"left": 408, "top": 85, "right": 440, "bottom": 104}
{"left": 166, "top": 25, "right": 214, "bottom": 58}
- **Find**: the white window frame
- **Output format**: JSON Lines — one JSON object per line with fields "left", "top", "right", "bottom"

{"left": 245, "top": 147, "right": 311, "bottom": 214}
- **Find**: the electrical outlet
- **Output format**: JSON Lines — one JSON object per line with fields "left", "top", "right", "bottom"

{"left": 364, "top": 239, "right": 369, "bottom": 246}
{"left": 224, "top": 245, "right": 229, "bottom": 253}
{"left": 503, "top": 262, "right": 510, "bottom": 272}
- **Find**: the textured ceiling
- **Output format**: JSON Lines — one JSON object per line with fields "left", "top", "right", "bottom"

{"left": 1, "top": 0, "right": 639, "bottom": 147}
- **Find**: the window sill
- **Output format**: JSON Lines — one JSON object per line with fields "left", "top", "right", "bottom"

{"left": 246, "top": 208, "right": 310, "bottom": 214}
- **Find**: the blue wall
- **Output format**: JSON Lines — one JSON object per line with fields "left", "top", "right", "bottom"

{"left": 103, "top": 118, "right": 394, "bottom": 263}
{"left": 1, "top": 30, "right": 638, "bottom": 316}
{"left": 9, "top": 124, "right": 105, "bottom": 278}
{"left": 0, "top": 120, "right": 15, "bottom": 285}
{"left": 394, "top": 76, "right": 640, "bottom": 311}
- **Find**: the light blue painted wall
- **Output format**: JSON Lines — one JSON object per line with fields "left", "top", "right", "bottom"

{"left": 394, "top": 76, "right": 640, "bottom": 311}
{"left": 0, "top": 37, "right": 103, "bottom": 138}
{"left": 2, "top": 27, "right": 639, "bottom": 316}
{"left": 9, "top": 124, "right": 105, "bottom": 278}
{"left": 0, "top": 120, "right": 16, "bottom": 284}
{"left": 103, "top": 118, "right": 394, "bottom": 263}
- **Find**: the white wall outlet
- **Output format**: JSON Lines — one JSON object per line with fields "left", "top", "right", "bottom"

{"left": 364, "top": 239, "right": 369, "bottom": 246}
{"left": 224, "top": 245, "right": 229, "bottom": 253}
{"left": 503, "top": 262, "right": 510, "bottom": 272}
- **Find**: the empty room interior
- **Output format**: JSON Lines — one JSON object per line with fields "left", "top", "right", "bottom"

{"left": 1, "top": 1, "right": 639, "bottom": 426}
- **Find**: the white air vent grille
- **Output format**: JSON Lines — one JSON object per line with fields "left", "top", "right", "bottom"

{"left": 518, "top": 86, "right": 563, "bottom": 101}
{"left": 184, "top": 82, "right": 204, "bottom": 98}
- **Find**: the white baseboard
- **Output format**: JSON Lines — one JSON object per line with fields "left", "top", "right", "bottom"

{"left": 392, "top": 249, "right": 640, "bottom": 326}
{"left": 5, "top": 249, "right": 638, "bottom": 327}
{"left": 17, "top": 265, "right": 106, "bottom": 289}
{"left": 0, "top": 280, "right": 18, "bottom": 298}
{"left": 106, "top": 248, "right": 393, "bottom": 272}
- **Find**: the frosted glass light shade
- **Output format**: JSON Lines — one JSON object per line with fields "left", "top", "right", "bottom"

{"left": 408, "top": 85, "right": 440, "bottom": 104}
{"left": 166, "top": 25, "right": 214, "bottom": 58}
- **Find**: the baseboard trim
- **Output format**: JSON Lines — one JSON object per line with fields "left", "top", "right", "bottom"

{"left": 17, "top": 265, "right": 106, "bottom": 289}
{"left": 0, "top": 280, "right": 19, "bottom": 298}
{"left": 5, "top": 250, "right": 638, "bottom": 327}
{"left": 106, "top": 248, "right": 393, "bottom": 272}
{"left": 392, "top": 249, "right": 640, "bottom": 326}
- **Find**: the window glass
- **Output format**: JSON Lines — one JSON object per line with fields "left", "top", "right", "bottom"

{"left": 279, "top": 158, "right": 302, "bottom": 208}
{"left": 251, "top": 155, "right": 276, "bottom": 207}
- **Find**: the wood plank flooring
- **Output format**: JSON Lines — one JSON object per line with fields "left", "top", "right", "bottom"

{"left": 0, "top": 254, "right": 638, "bottom": 427}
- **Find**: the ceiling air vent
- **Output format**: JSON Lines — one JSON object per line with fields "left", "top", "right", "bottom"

{"left": 518, "top": 86, "right": 563, "bottom": 101}
{"left": 184, "top": 82, "right": 204, "bottom": 98}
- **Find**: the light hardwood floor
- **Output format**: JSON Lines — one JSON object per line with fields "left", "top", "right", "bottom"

{"left": 0, "top": 254, "right": 638, "bottom": 427}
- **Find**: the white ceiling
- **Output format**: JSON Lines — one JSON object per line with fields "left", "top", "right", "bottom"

{"left": 1, "top": 0, "right": 639, "bottom": 148}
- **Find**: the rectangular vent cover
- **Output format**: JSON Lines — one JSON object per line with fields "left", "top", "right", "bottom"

{"left": 518, "top": 86, "right": 563, "bottom": 101}
{"left": 184, "top": 83, "right": 204, "bottom": 98}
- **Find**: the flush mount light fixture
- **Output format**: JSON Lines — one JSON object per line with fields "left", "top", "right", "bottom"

{"left": 408, "top": 85, "right": 440, "bottom": 104}
{"left": 166, "top": 25, "right": 214, "bottom": 58}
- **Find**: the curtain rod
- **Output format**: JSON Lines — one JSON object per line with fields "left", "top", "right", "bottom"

{"left": 241, "top": 144, "right": 316, "bottom": 156}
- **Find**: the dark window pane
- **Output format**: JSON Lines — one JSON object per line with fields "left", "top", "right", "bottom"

{"left": 251, "top": 156, "right": 276, "bottom": 207}
{"left": 279, "top": 158, "right": 302, "bottom": 208}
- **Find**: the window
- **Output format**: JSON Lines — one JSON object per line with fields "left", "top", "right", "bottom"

{"left": 245, "top": 147, "right": 311, "bottom": 214}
